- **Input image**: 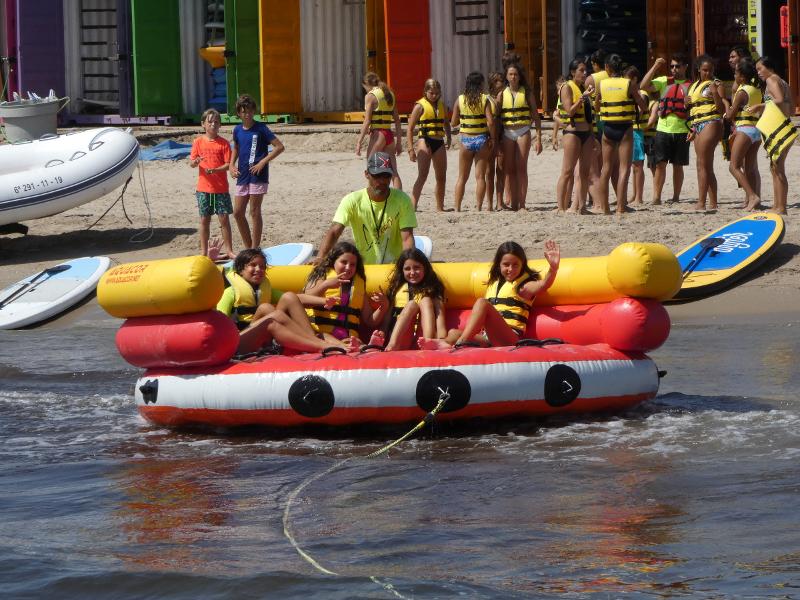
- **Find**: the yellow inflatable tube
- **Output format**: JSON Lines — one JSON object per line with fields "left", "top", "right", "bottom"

{"left": 98, "top": 256, "right": 223, "bottom": 318}
{"left": 269, "top": 242, "right": 681, "bottom": 308}
{"left": 97, "top": 243, "right": 681, "bottom": 318}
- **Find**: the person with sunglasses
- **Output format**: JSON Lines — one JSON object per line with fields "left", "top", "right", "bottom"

{"left": 640, "top": 53, "right": 692, "bottom": 205}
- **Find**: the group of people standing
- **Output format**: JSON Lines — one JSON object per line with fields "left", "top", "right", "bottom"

{"left": 554, "top": 47, "right": 795, "bottom": 215}
{"left": 356, "top": 52, "right": 543, "bottom": 213}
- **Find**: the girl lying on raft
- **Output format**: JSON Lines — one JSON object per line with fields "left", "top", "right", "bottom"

{"left": 217, "top": 248, "right": 358, "bottom": 355}
{"left": 302, "top": 241, "right": 389, "bottom": 347}
{"left": 419, "top": 240, "right": 560, "bottom": 349}
{"left": 370, "top": 248, "right": 447, "bottom": 350}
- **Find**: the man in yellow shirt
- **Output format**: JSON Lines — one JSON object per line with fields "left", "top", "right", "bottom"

{"left": 314, "top": 152, "right": 417, "bottom": 265}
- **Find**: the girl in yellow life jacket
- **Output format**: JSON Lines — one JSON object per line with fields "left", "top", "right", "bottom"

{"left": 724, "top": 59, "right": 763, "bottom": 211}
{"left": 486, "top": 71, "right": 506, "bottom": 211}
{"left": 406, "top": 79, "right": 451, "bottom": 211}
{"left": 556, "top": 58, "right": 594, "bottom": 214}
{"left": 686, "top": 55, "right": 725, "bottom": 211}
{"left": 216, "top": 249, "right": 352, "bottom": 355}
{"left": 497, "top": 62, "right": 543, "bottom": 211}
{"left": 356, "top": 72, "right": 402, "bottom": 190}
{"left": 592, "top": 54, "right": 647, "bottom": 215}
{"left": 753, "top": 56, "right": 796, "bottom": 215}
{"left": 451, "top": 71, "right": 495, "bottom": 212}
{"left": 369, "top": 248, "right": 446, "bottom": 351}
{"left": 420, "top": 241, "right": 560, "bottom": 350}
{"left": 303, "top": 241, "right": 389, "bottom": 347}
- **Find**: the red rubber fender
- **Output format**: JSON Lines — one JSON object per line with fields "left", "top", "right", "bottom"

{"left": 116, "top": 310, "right": 239, "bottom": 368}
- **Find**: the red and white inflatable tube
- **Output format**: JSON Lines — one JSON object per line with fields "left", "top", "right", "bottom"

{"left": 135, "top": 343, "right": 660, "bottom": 429}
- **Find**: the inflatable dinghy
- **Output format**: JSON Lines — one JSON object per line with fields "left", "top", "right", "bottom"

{"left": 0, "top": 128, "right": 139, "bottom": 227}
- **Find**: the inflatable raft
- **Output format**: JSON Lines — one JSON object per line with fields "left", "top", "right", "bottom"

{"left": 0, "top": 128, "right": 139, "bottom": 227}
{"left": 98, "top": 244, "right": 681, "bottom": 430}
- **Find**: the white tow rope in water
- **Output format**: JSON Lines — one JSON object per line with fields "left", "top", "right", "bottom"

{"left": 282, "top": 387, "right": 451, "bottom": 598}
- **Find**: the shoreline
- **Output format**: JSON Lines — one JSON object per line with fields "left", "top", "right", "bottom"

{"left": 1, "top": 127, "right": 797, "bottom": 325}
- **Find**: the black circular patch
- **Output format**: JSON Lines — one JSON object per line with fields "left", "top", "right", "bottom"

{"left": 416, "top": 369, "right": 471, "bottom": 413}
{"left": 544, "top": 364, "right": 581, "bottom": 407}
{"left": 288, "top": 375, "right": 335, "bottom": 418}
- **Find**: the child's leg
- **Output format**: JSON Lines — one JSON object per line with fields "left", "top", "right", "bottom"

{"left": 615, "top": 132, "right": 634, "bottom": 213}
{"left": 474, "top": 144, "right": 491, "bottom": 211}
{"left": 385, "top": 302, "right": 420, "bottom": 351}
{"left": 233, "top": 194, "right": 252, "bottom": 249}
{"left": 464, "top": 298, "right": 518, "bottom": 346}
{"left": 514, "top": 133, "right": 532, "bottom": 208}
{"left": 412, "top": 140, "right": 432, "bottom": 209}
{"left": 217, "top": 213, "right": 235, "bottom": 257}
{"left": 454, "top": 148, "right": 474, "bottom": 212}
{"left": 632, "top": 161, "right": 644, "bottom": 204}
{"left": 276, "top": 292, "right": 318, "bottom": 337}
{"left": 431, "top": 144, "right": 447, "bottom": 211}
{"left": 417, "top": 297, "right": 436, "bottom": 339}
{"left": 502, "top": 137, "right": 516, "bottom": 209}
{"left": 248, "top": 194, "right": 264, "bottom": 249}
{"left": 199, "top": 215, "right": 211, "bottom": 256}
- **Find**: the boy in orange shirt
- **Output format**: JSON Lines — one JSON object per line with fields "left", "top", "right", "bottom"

{"left": 189, "top": 108, "right": 235, "bottom": 259}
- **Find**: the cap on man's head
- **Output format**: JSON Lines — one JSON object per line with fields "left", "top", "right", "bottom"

{"left": 367, "top": 152, "right": 394, "bottom": 176}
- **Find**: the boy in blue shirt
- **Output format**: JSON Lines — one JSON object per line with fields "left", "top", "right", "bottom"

{"left": 230, "top": 94, "right": 285, "bottom": 249}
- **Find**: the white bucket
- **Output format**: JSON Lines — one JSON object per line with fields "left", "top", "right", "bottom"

{"left": 0, "top": 97, "right": 70, "bottom": 143}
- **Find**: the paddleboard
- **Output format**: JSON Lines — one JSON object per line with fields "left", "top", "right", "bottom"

{"left": 414, "top": 235, "right": 433, "bottom": 259}
{"left": 0, "top": 256, "right": 111, "bottom": 329}
{"left": 671, "top": 213, "right": 784, "bottom": 300}
{"left": 220, "top": 242, "right": 314, "bottom": 269}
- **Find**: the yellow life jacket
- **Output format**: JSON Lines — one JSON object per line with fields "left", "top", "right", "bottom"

{"left": 644, "top": 97, "right": 657, "bottom": 137}
{"left": 734, "top": 84, "right": 763, "bottom": 127}
{"left": 458, "top": 93, "right": 489, "bottom": 135}
{"left": 756, "top": 100, "right": 798, "bottom": 163}
{"left": 590, "top": 70, "right": 609, "bottom": 132}
{"left": 501, "top": 86, "right": 531, "bottom": 127}
{"left": 687, "top": 80, "right": 721, "bottom": 127}
{"left": 369, "top": 87, "right": 394, "bottom": 130}
{"left": 557, "top": 80, "right": 588, "bottom": 126}
{"left": 599, "top": 77, "right": 636, "bottom": 122}
{"left": 634, "top": 90, "right": 651, "bottom": 133}
{"left": 391, "top": 283, "right": 425, "bottom": 316}
{"left": 308, "top": 272, "right": 366, "bottom": 338}
{"left": 417, "top": 97, "right": 446, "bottom": 139}
{"left": 224, "top": 268, "right": 272, "bottom": 328}
{"left": 485, "top": 274, "right": 534, "bottom": 335}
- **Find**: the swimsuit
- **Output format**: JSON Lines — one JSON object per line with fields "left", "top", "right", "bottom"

{"left": 503, "top": 125, "right": 530, "bottom": 141}
{"left": 694, "top": 118, "right": 720, "bottom": 135}
{"left": 564, "top": 130, "right": 593, "bottom": 144}
{"left": 376, "top": 129, "right": 395, "bottom": 146}
{"left": 602, "top": 121, "right": 632, "bottom": 143}
{"left": 423, "top": 136, "right": 445, "bottom": 153}
{"left": 736, "top": 125, "right": 761, "bottom": 143}
{"left": 461, "top": 133, "right": 489, "bottom": 153}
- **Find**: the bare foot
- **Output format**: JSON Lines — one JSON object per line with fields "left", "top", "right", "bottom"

{"left": 651, "top": 199, "right": 662, "bottom": 206}
{"left": 418, "top": 337, "right": 451, "bottom": 351}
{"left": 693, "top": 202, "right": 706, "bottom": 211}
{"left": 744, "top": 195, "right": 762, "bottom": 211}
{"left": 346, "top": 336, "right": 362, "bottom": 352}
{"left": 630, "top": 200, "right": 644, "bottom": 207}
{"left": 368, "top": 330, "right": 385, "bottom": 347}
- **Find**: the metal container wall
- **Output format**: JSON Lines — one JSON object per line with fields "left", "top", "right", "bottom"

{"left": 179, "top": 0, "right": 209, "bottom": 116}
{"left": 300, "top": 0, "right": 365, "bottom": 113}
{"left": 429, "top": 0, "right": 505, "bottom": 110}
{"left": 63, "top": 0, "right": 120, "bottom": 113}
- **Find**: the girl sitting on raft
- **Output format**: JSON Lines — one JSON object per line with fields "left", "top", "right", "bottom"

{"left": 370, "top": 248, "right": 447, "bottom": 351}
{"left": 420, "top": 240, "right": 560, "bottom": 349}
{"left": 217, "top": 249, "right": 353, "bottom": 355}
{"left": 303, "top": 241, "right": 388, "bottom": 347}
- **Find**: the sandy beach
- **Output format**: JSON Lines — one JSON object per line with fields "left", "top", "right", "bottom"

{"left": 1, "top": 124, "right": 797, "bottom": 321}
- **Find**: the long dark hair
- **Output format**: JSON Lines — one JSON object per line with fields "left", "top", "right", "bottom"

{"left": 605, "top": 53, "right": 624, "bottom": 77}
{"left": 506, "top": 62, "right": 530, "bottom": 91}
{"left": 306, "top": 241, "right": 366, "bottom": 288}
{"left": 736, "top": 58, "right": 757, "bottom": 86}
{"left": 487, "top": 241, "right": 539, "bottom": 287}
{"left": 234, "top": 248, "right": 267, "bottom": 274}
{"left": 463, "top": 71, "right": 486, "bottom": 112}
{"left": 567, "top": 58, "right": 586, "bottom": 81}
{"left": 386, "top": 248, "right": 445, "bottom": 303}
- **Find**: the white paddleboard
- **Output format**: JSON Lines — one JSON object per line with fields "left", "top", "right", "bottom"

{"left": 414, "top": 235, "right": 433, "bottom": 259}
{"left": 0, "top": 256, "right": 111, "bottom": 329}
{"left": 220, "top": 242, "right": 314, "bottom": 269}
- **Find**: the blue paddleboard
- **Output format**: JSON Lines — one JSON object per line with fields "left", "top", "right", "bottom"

{"left": 672, "top": 213, "right": 784, "bottom": 300}
{"left": 221, "top": 243, "right": 313, "bottom": 269}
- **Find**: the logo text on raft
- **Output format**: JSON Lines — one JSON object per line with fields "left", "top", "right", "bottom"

{"left": 715, "top": 232, "right": 752, "bottom": 253}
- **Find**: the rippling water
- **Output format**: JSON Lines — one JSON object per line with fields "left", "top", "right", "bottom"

{"left": 1, "top": 304, "right": 799, "bottom": 599}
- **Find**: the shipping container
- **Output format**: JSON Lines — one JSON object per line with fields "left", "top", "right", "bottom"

{"left": 429, "top": 0, "right": 505, "bottom": 111}
{"left": 299, "top": 0, "right": 365, "bottom": 114}
{"left": 258, "top": 0, "right": 301, "bottom": 115}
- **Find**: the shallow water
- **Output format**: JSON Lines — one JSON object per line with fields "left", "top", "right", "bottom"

{"left": 1, "top": 304, "right": 799, "bottom": 599}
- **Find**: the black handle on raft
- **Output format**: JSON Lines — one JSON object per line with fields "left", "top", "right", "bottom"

{"left": 359, "top": 344, "right": 385, "bottom": 354}
{"left": 321, "top": 346, "right": 347, "bottom": 357}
